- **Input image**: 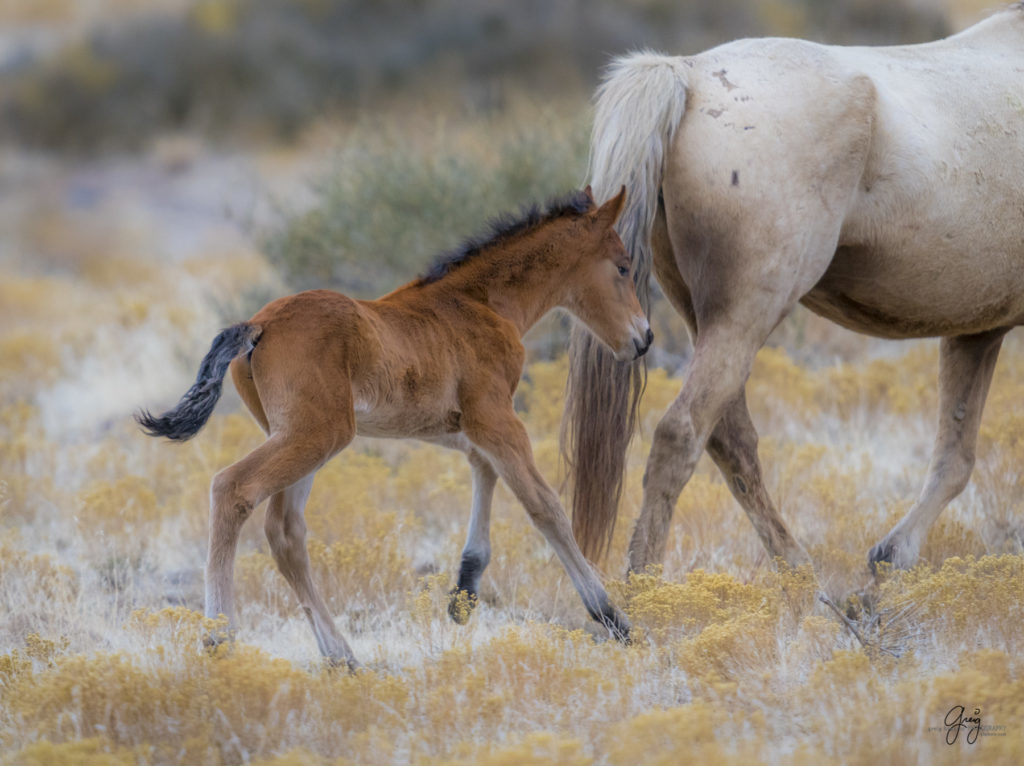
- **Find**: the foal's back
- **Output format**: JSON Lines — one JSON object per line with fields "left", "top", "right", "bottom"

{"left": 243, "top": 282, "right": 521, "bottom": 440}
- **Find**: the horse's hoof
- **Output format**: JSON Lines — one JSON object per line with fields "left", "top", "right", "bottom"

{"left": 596, "top": 607, "right": 631, "bottom": 644}
{"left": 202, "top": 628, "right": 234, "bottom": 654}
{"left": 868, "top": 541, "right": 893, "bottom": 575}
{"left": 869, "top": 534, "right": 919, "bottom": 574}
{"left": 325, "top": 655, "right": 361, "bottom": 674}
{"left": 447, "top": 588, "right": 478, "bottom": 625}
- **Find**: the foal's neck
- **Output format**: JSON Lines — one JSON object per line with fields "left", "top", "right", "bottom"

{"left": 444, "top": 231, "right": 573, "bottom": 336}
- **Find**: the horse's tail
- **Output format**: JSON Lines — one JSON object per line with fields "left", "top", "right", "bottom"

{"left": 136, "top": 323, "right": 261, "bottom": 441}
{"left": 563, "top": 52, "right": 689, "bottom": 563}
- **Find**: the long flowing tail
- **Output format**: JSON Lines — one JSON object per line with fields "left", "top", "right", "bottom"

{"left": 563, "top": 52, "right": 689, "bottom": 562}
{"left": 136, "top": 323, "right": 261, "bottom": 441}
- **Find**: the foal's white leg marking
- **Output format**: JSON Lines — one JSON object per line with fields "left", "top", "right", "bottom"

{"left": 869, "top": 330, "right": 1006, "bottom": 570}
{"left": 264, "top": 473, "right": 359, "bottom": 667}
{"left": 460, "top": 451, "right": 497, "bottom": 583}
{"left": 449, "top": 449, "right": 498, "bottom": 622}
{"left": 469, "top": 413, "right": 630, "bottom": 639}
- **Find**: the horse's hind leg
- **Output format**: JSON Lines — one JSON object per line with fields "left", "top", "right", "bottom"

{"left": 629, "top": 322, "right": 764, "bottom": 571}
{"left": 630, "top": 217, "right": 846, "bottom": 572}
{"left": 869, "top": 329, "right": 1007, "bottom": 571}
{"left": 206, "top": 432, "right": 339, "bottom": 634}
{"left": 265, "top": 474, "right": 359, "bottom": 668}
{"left": 706, "top": 391, "right": 811, "bottom": 568}
{"left": 653, "top": 232, "right": 808, "bottom": 569}
{"left": 449, "top": 448, "right": 498, "bottom": 624}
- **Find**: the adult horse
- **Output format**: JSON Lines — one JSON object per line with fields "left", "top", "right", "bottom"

{"left": 139, "top": 188, "right": 648, "bottom": 668}
{"left": 564, "top": 7, "right": 1024, "bottom": 575}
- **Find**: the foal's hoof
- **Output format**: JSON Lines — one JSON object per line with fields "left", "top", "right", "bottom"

{"left": 447, "top": 588, "right": 478, "bottom": 625}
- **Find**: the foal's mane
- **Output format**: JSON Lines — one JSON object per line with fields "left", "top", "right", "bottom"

{"left": 418, "top": 190, "right": 592, "bottom": 285}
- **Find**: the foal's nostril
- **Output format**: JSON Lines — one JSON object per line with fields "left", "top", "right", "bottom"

{"left": 645, "top": 328, "right": 654, "bottom": 346}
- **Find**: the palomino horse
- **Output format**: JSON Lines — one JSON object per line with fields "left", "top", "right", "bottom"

{"left": 564, "top": 8, "right": 1024, "bottom": 575}
{"left": 138, "top": 188, "right": 647, "bottom": 668}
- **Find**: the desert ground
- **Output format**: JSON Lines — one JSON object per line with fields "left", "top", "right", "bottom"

{"left": 1, "top": 1, "right": 1021, "bottom": 763}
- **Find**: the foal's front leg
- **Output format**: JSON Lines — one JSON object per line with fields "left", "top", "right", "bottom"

{"left": 464, "top": 403, "right": 630, "bottom": 641}
{"left": 448, "top": 448, "right": 498, "bottom": 623}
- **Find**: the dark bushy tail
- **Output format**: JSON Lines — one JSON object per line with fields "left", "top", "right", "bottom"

{"left": 562, "top": 52, "right": 689, "bottom": 563}
{"left": 136, "top": 323, "right": 260, "bottom": 441}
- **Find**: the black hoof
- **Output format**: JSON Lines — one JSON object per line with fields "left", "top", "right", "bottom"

{"left": 868, "top": 542, "right": 894, "bottom": 575}
{"left": 447, "top": 588, "right": 478, "bottom": 625}
{"left": 592, "top": 605, "right": 631, "bottom": 644}
{"left": 324, "top": 656, "right": 361, "bottom": 674}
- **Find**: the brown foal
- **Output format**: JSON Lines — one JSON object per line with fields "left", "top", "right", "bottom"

{"left": 138, "top": 187, "right": 651, "bottom": 668}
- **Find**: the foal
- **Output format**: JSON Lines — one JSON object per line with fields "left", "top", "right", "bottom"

{"left": 138, "top": 187, "right": 649, "bottom": 668}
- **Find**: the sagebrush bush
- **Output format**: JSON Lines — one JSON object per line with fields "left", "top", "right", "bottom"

{"left": 262, "top": 105, "right": 591, "bottom": 298}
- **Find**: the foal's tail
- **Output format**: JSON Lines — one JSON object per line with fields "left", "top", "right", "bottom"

{"left": 136, "top": 323, "right": 261, "bottom": 441}
{"left": 563, "top": 52, "right": 689, "bottom": 563}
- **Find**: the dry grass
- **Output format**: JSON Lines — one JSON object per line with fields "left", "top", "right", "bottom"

{"left": 2, "top": 224, "right": 1023, "bottom": 763}
{"left": 2, "top": 25, "right": 1023, "bottom": 756}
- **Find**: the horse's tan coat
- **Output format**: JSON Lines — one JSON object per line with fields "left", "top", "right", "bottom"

{"left": 566, "top": 8, "right": 1024, "bottom": 573}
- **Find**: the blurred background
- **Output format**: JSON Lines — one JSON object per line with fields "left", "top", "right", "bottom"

{"left": 0, "top": 0, "right": 996, "bottom": 376}
{"left": 0, "top": 0, "right": 1000, "bottom": 432}
{"left": 0, "top": 1, "right": 996, "bottom": 381}
{"left": 3, "top": 6, "right": 1024, "bottom": 762}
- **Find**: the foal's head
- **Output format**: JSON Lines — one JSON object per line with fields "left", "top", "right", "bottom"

{"left": 564, "top": 186, "right": 652, "bottom": 361}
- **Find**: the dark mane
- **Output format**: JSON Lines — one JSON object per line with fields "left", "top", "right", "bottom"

{"left": 418, "top": 190, "right": 593, "bottom": 284}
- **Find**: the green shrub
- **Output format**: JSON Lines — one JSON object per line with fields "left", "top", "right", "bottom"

{"left": 263, "top": 105, "right": 590, "bottom": 297}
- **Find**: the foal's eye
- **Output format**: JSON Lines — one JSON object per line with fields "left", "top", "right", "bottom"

{"left": 617, "top": 265, "right": 629, "bottom": 277}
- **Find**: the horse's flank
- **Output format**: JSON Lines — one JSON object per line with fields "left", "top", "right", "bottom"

{"left": 566, "top": 7, "right": 1024, "bottom": 570}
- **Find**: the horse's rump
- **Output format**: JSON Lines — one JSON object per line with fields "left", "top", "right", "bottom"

{"left": 565, "top": 7, "right": 1024, "bottom": 570}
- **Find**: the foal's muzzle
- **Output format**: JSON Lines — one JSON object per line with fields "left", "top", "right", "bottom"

{"left": 633, "top": 327, "right": 654, "bottom": 358}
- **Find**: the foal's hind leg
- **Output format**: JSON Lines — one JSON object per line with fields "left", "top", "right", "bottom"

{"left": 706, "top": 392, "right": 811, "bottom": 568}
{"left": 449, "top": 448, "right": 498, "bottom": 624}
{"left": 265, "top": 474, "right": 359, "bottom": 668}
{"left": 869, "top": 329, "right": 1007, "bottom": 571}
{"left": 206, "top": 433, "right": 339, "bottom": 633}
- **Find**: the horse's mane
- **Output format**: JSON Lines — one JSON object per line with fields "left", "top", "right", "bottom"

{"left": 418, "top": 190, "right": 592, "bottom": 284}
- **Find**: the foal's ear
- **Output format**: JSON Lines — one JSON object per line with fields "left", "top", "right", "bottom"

{"left": 583, "top": 185, "right": 596, "bottom": 205}
{"left": 594, "top": 185, "right": 627, "bottom": 227}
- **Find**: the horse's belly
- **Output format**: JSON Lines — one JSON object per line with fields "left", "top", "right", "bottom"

{"left": 354, "top": 404, "right": 462, "bottom": 439}
{"left": 803, "top": 245, "right": 1024, "bottom": 338}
